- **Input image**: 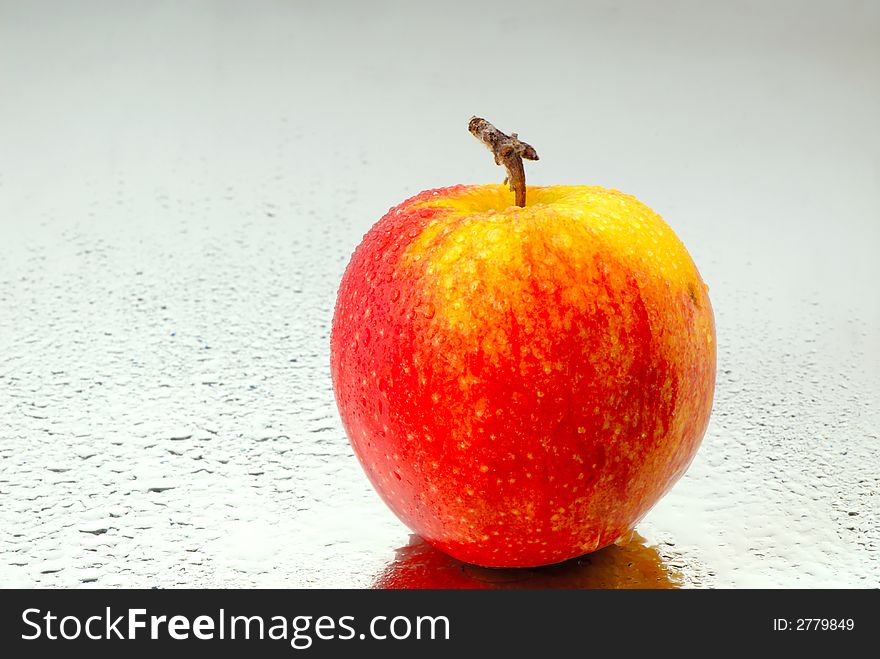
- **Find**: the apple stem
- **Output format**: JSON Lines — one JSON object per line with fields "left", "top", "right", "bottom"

{"left": 468, "top": 116, "right": 539, "bottom": 207}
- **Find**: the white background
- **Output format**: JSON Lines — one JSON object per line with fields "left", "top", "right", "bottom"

{"left": 1, "top": 0, "right": 878, "bottom": 587}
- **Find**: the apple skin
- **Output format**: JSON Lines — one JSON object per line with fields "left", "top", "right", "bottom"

{"left": 331, "top": 184, "right": 715, "bottom": 568}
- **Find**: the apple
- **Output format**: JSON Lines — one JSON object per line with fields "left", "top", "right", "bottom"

{"left": 331, "top": 118, "right": 715, "bottom": 568}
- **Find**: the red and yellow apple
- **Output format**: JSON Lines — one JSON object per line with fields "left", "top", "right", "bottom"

{"left": 331, "top": 183, "right": 715, "bottom": 568}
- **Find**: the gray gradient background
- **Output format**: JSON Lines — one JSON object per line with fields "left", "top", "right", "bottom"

{"left": 1, "top": 0, "right": 878, "bottom": 587}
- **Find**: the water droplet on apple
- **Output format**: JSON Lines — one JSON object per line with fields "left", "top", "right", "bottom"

{"left": 390, "top": 289, "right": 400, "bottom": 302}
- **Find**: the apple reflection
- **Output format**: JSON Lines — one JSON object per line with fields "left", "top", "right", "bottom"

{"left": 374, "top": 531, "right": 682, "bottom": 589}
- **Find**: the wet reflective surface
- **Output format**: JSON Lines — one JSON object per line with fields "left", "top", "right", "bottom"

{"left": 374, "top": 533, "right": 683, "bottom": 589}
{"left": 1, "top": 2, "right": 878, "bottom": 587}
